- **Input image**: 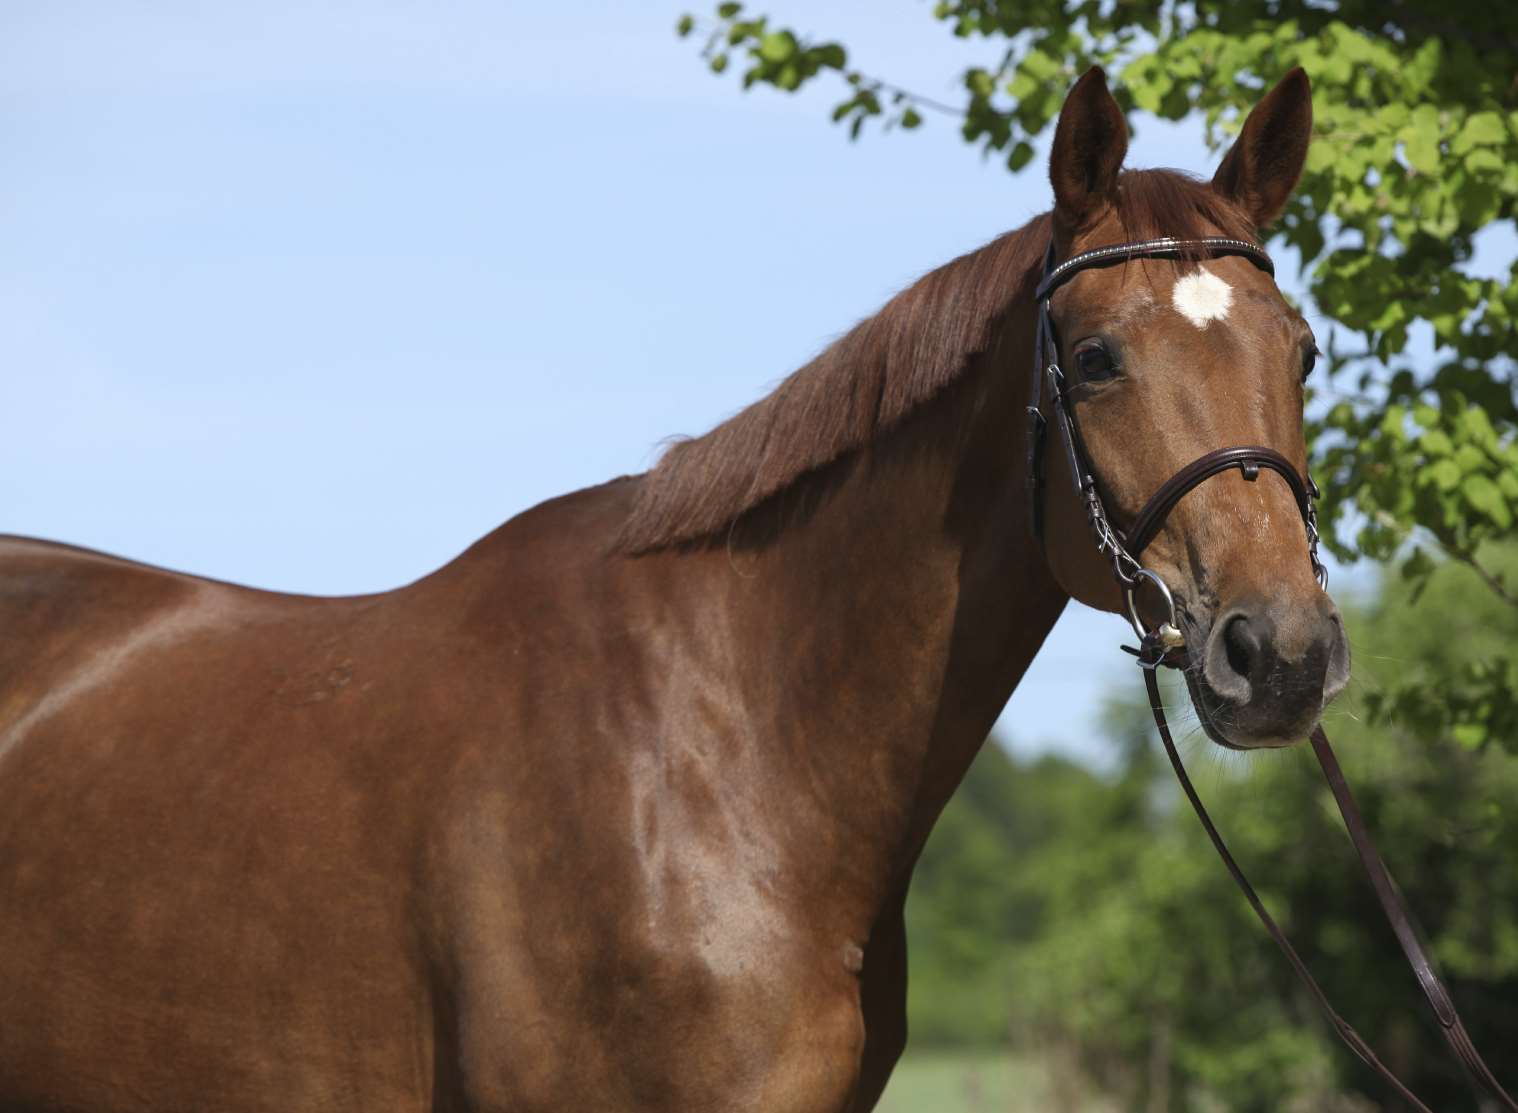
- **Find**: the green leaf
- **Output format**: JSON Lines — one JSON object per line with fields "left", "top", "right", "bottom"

{"left": 1462, "top": 474, "right": 1512, "bottom": 528}
{"left": 901, "top": 107, "right": 923, "bottom": 129}
{"left": 966, "top": 68, "right": 995, "bottom": 98}
{"left": 1402, "top": 106, "right": 1442, "bottom": 173}
{"left": 716, "top": 1, "right": 742, "bottom": 17}
{"left": 1452, "top": 722, "right": 1488, "bottom": 749}
{"left": 1465, "top": 148, "right": 1505, "bottom": 174}
{"left": 758, "top": 30, "right": 796, "bottom": 62}
{"left": 1429, "top": 458, "right": 1462, "bottom": 491}
{"left": 1459, "top": 405, "right": 1499, "bottom": 448}
{"left": 1419, "top": 429, "right": 1454, "bottom": 456}
{"left": 1455, "top": 443, "right": 1487, "bottom": 473}
{"left": 1379, "top": 404, "right": 1409, "bottom": 441}
{"left": 814, "top": 43, "right": 846, "bottom": 69}
{"left": 1451, "top": 111, "right": 1508, "bottom": 155}
{"left": 676, "top": 13, "right": 695, "bottom": 37}
{"left": 1404, "top": 35, "right": 1442, "bottom": 90}
{"left": 1401, "top": 547, "right": 1436, "bottom": 582}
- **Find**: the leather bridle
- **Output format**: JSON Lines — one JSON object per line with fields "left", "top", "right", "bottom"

{"left": 1030, "top": 235, "right": 1517, "bottom": 1111}
{"left": 1028, "top": 235, "right": 1326, "bottom": 657}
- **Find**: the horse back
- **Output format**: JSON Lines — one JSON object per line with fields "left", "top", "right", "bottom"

{"left": 0, "top": 535, "right": 197, "bottom": 695}
{"left": 0, "top": 536, "right": 438, "bottom": 1110}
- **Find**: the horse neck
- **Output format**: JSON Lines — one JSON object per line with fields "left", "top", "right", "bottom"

{"left": 711, "top": 308, "right": 1069, "bottom": 908}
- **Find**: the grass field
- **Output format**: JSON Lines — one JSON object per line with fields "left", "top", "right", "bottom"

{"left": 875, "top": 1051, "right": 1058, "bottom": 1113}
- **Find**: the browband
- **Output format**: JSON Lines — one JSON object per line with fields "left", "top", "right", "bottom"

{"left": 1035, "top": 236, "right": 1274, "bottom": 301}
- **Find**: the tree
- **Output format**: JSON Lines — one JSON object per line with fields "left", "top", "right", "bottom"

{"left": 678, "top": 1, "right": 1518, "bottom": 753}
{"left": 902, "top": 742, "right": 1114, "bottom": 1048}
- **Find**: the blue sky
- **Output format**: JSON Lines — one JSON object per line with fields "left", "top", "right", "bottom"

{"left": 2, "top": 2, "right": 1429, "bottom": 764}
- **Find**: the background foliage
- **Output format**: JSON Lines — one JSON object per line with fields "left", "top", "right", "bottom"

{"left": 679, "top": 2, "right": 1517, "bottom": 1108}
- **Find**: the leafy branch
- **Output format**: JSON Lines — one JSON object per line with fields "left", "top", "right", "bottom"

{"left": 677, "top": 6, "right": 968, "bottom": 138}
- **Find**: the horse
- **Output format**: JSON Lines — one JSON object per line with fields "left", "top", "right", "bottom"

{"left": 0, "top": 67, "right": 1341, "bottom": 1111}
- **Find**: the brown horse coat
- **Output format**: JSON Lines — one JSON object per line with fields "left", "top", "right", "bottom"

{"left": 0, "top": 69, "right": 1330, "bottom": 1111}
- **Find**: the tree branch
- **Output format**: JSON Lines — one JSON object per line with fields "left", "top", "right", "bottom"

{"left": 684, "top": 14, "right": 971, "bottom": 122}
{"left": 861, "top": 78, "right": 966, "bottom": 120}
{"left": 1452, "top": 549, "right": 1518, "bottom": 609}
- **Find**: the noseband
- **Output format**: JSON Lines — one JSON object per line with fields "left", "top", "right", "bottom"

{"left": 1030, "top": 236, "right": 1516, "bottom": 1111}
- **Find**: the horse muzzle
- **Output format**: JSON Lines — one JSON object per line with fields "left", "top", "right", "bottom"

{"left": 1186, "top": 594, "right": 1350, "bottom": 749}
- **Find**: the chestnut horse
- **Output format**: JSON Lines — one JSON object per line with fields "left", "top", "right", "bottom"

{"left": 0, "top": 69, "right": 1341, "bottom": 1111}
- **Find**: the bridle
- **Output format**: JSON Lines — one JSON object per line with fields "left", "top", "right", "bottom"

{"left": 1027, "top": 235, "right": 1326, "bottom": 660}
{"left": 1029, "top": 235, "right": 1517, "bottom": 1112}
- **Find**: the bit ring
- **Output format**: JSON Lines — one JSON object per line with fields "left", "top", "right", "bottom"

{"left": 1125, "top": 568, "right": 1184, "bottom": 648}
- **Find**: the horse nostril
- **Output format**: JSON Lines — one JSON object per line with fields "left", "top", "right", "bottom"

{"left": 1223, "top": 613, "right": 1261, "bottom": 681}
{"left": 1203, "top": 610, "right": 1263, "bottom": 705}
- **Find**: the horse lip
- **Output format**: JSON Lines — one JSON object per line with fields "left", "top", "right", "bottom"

{"left": 1173, "top": 606, "right": 1243, "bottom": 750}
{"left": 1183, "top": 663, "right": 1309, "bottom": 751}
{"left": 1183, "top": 665, "right": 1248, "bottom": 750}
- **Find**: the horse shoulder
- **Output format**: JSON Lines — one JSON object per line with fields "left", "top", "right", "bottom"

{"left": 417, "top": 609, "right": 877, "bottom": 1109}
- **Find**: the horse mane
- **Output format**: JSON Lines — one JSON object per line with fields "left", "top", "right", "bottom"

{"left": 616, "top": 169, "right": 1257, "bottom": 553}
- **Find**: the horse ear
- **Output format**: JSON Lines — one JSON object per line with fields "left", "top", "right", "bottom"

{"left": 1049, "top": 67, "right": 1128, "bottom": 233}
{"left": 1211, "top": 68, "right": 1313, "bottom": 227}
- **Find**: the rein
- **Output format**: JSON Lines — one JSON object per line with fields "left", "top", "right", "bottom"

{"left": 1030, "top": 235, "right": 1518, "bottom": 1111}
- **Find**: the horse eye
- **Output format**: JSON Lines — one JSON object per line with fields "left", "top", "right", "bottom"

{"left": 1301, "top": 345, "right": 1320, "bottom": 381}
{"left": 1075, "top": 343, "right": 1117, "bottom": 382}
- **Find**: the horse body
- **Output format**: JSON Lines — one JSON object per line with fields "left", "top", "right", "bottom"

{"left": 0, "top": 67, "right": 1337, "bottom": 1111}
{"left": 0, "top": 410, "right": 1063, "bottom": 1111}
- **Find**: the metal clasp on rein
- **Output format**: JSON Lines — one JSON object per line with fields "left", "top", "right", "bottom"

{"left": 1125, "top": 568, "right": 1185, "bottom": 669}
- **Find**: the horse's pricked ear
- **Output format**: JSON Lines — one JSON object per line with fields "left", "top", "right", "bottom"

{"left": 1212, "top": 68, "right": 1313, "bottom": 227}
{"left": 1049, "top": 67, "right": 1128, "bottom": 232}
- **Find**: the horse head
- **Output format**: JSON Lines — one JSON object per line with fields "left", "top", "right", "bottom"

{"left": 1038, "top": 67, "right": 1349, "bottom": 749}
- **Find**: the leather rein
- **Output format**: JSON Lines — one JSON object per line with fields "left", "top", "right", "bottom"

{"left": 1029, "top": 235, "right": 1517, "bottom": 1111}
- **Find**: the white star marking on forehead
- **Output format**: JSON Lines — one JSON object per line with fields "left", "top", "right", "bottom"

{"left": 1171, "top": 270, "right": 1233, "bottom": 328}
